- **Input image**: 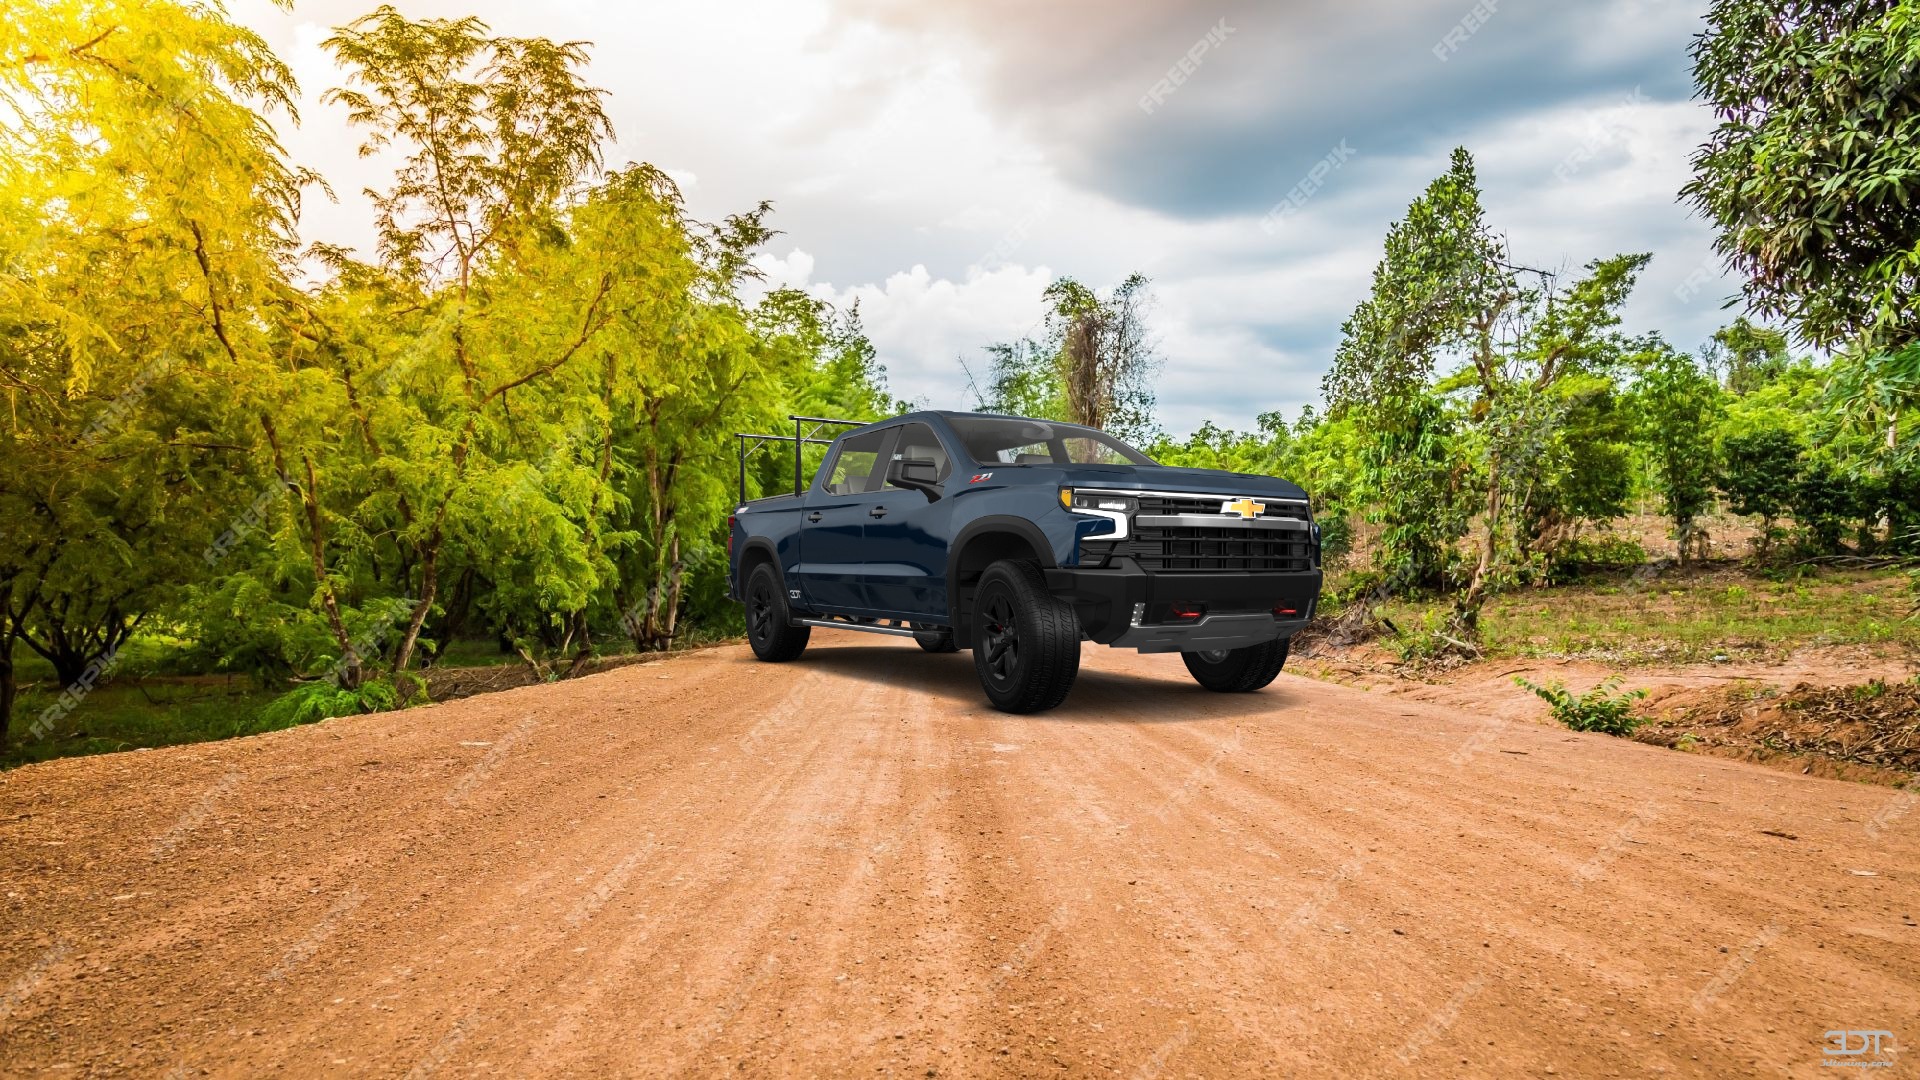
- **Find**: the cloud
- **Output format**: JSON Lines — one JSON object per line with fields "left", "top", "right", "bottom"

{"left": 232, "top": 0, "right": 1747, "bottom": 440}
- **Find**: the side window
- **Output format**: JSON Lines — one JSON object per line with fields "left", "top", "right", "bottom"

{"left": 823, "top": 429, "right": 887, "bottom": 495}
{"left": 885, "top": 422, "right": 952, "bottom": 488}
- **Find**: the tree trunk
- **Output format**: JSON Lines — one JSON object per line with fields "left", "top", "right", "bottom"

{"left": 1455, "top": 450, "right": 1504, "bottom": 632}
{"left": 0, "top": 647, "right": 14, "bottom": 751}
{"left": 563, "top": 610, "right": 594, "bottom": 679}
{"left": 262, "top": 420, "right": 361, "bottom": 688}
{"left": 390, "top": 541, "right": 439, "bottom": 678}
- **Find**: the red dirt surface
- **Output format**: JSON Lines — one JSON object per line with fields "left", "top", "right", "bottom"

{"left": 2, "top": 636, "right": 1917, "bottom": 1077}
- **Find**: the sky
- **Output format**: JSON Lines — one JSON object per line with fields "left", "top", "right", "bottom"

{"left": 234, "top": 0, "right": 1744, "bottom": 438}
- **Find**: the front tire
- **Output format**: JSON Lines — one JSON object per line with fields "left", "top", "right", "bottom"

{"left": 744, "top": 562, "right": 810, "bottom": 662}
{"left": 1182, "top": 638, "right": 1288, "bottom": 692}
{"left": 913, "top": 627, "right": 959, "bottom": 653}
{"left": 970, "top": 560, "right": 1080, "bottom": 713}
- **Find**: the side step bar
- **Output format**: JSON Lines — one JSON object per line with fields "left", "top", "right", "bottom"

{"left": 793, "top": 618, "right": 919, "bottom": 638}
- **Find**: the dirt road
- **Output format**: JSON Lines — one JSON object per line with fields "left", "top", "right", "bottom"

{"left": 2, "top": 637, "right": 1916, "bottom": 1077}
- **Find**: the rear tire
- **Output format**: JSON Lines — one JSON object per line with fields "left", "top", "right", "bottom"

{"left": 913, "top": 627, "right": 959, "bottom": 653}
{"left": 970, "top": 560, "right": 1080, "bottom": 713}
{"left": 744, "top": 562, "right": 810, "bottom": 662}
{"left": 1182, "top": 638, "right": 1288, "bottom": 692}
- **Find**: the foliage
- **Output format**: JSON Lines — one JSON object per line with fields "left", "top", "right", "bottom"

{"left": 1514, "top": 675, "right": 1647, "bottom": 736}
{"left": 1327, "top": 147, "right": 1648, "bottom": 628}
{"left": 1684, "top": 0, "right": 1920, "bottom": 354}
{"left": 972, "top": 274, "right": 1162, "bottom": 444}
{"left": 1718, "top": 426, "right": 1804, "bottom": 556}
{"left": 1707, "top": 318, "right": 1792, "bottom": 394}
{"left": 255, "top": 675, "right": 422, "bottom": 731}
{"left": 1629, "top": 343, "right": 1723, "bottom": 563}
{"left": 0, "top": 0, "right": 310, "bottom": 744}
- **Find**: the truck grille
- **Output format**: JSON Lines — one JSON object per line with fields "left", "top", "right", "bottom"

{"left": 1111, "top": 525, "right": 1313, "bottom": 572}
{"left": 1134, "top": 494, "right": 1308, "bottom": 520}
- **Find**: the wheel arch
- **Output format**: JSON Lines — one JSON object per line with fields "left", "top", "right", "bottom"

{"left": 946, "top": 516, "right": 1057, "bottom": 647}
{"left": 737, "top": 538, "right": 781, "bottom": 591}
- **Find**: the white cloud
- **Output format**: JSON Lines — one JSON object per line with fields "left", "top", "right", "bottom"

{"left": 232, "top": 0, "right": 1749, "bottom": 442}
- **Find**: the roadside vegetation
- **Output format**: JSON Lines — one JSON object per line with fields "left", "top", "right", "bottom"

{"left": 3, "top": 0, "right": 1916, "bottom": 767}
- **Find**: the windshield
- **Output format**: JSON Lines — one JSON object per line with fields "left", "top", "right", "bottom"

{"left": 944, "top": 416, "right": 1155, "bottom": 467}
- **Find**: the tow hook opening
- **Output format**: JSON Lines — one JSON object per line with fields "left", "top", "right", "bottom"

{"left": 1168, "top": 602, "right": 1206, "bottom": 622}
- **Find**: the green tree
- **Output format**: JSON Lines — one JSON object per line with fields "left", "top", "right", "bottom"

{"left": 1328, "top": 148, "right": 1646, "bottom": 628}
{"left": 0, "top": 0, "right": 308, "bottom": 744}
{"left": 972, "top": 273, "right": 1162, "bottom": 444}
{"left": 1719, "top": 426, "right": 1805, "bottom": 557}
{"left": 304, "top": 7, "right": 616, "bottom": 681}
{"left": 1629, "top": 343, "right": 1723, "bottom": 564}
{"left": 1707, "top": 317, "right": 1793, "bottom": 394}
{"left": 1684, "top": 0, "right": 1920, "bottom": 355}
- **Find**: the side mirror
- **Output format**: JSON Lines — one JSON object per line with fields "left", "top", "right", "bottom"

{"left": 888, "top": 458, "right": 943, "bottom": 501}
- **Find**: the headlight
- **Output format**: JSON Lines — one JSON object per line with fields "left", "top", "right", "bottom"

{"left": 1062, "top": 489, "right": 1136, "bottom": 513}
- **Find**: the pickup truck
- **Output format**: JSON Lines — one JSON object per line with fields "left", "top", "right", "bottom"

{"left": 727, "top": 411, "right": 1323, "bottom": 713}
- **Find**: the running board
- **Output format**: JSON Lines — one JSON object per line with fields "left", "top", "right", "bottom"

{"left": 793, "top": 618, "right": 919, "bottom": 638}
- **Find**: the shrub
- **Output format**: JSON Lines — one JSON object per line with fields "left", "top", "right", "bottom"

{"left": 1718, "top": 427, "right": 1803, "bottom": 556}
{"left": 253, "top": 676, "right": 423, "bottom": 732}
{"left": 1514, "top": 675, "right": 1647, "bottom": 736}
{"left": 1546, "top": 535, "right": 1648, "bottom": 582}
{"left": 1791, "top": 459, "right": 1858, "bottom": 554}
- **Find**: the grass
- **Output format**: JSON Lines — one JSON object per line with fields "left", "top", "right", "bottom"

{"left": 1371, "top": 563, "right": 1918, "bottom": 665}
{"left": 3, "top": 625, "right": 745, "bottom": 770}
{"left": 4, "top": 679, "right": 282, "bottom": 770}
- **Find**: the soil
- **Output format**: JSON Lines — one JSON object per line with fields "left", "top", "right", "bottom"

{"left": 1298, "top": 644, "right": 1920, "bottom": 787}
{"left": 2, "top": 636, "right": 1917, "bottom": 1077}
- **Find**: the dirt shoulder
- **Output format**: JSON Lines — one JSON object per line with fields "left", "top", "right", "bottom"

{"left": 2, "top": 637, "right": 1917, "bottom": 1077}
{"left": 1295, "top": 642, "right": 1920, "bottom": 785}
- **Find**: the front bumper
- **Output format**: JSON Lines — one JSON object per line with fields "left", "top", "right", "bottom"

{"left": 1043, "top": 558, "right": 1322, "bottom": 653}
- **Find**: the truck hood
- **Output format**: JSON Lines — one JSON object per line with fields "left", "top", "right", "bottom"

{"left": 1056, "top": 464, "right": 1310, "bottom": 502}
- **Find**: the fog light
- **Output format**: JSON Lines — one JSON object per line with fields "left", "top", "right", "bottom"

{"left": 1170, "top": 602, "right": 1205, "bottom": 621}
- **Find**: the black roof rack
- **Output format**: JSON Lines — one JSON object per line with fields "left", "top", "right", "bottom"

{"left": 733, "top": 414, "right": 868, "bottom": 503}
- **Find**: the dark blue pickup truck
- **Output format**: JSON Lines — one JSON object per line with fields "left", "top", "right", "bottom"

{"left": 728, "top": 411, "right": 1322, "bottom": 713}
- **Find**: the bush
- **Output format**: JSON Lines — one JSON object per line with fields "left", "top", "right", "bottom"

{"left": 1718, "top": 427, "right": 1803, "bottom": 556}
{"left": 1515, "top": 675, "right": 1647, "bottom": 736}
{"left": 1791, "top": 459, "right": 1858, "bottom": 554}
{"left": 253, "top": 676, "right": 423, "bottom": 732}
{"left": 1546, "top": 534, "right": 1648, "bottom": 581}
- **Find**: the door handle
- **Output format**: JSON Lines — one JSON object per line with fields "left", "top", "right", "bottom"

{"left": 806, "top": 511, "right": 822, "bottom": 523}
{"left": 868, "top": 506, "right": 888, "bottom": 518}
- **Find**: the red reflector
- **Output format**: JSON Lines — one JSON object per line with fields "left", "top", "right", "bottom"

{"left": 1274, "top": 605, "right": 1298, "bottom": 617}
{"left": 1170, "top": 603, "right": 1205, "bottom": 620}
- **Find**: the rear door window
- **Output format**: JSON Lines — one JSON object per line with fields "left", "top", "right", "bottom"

{"left": 823, "top": 429, "right": 888, "bottom": 494}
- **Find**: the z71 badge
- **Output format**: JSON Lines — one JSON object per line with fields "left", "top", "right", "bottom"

{"left": 969, "top": 472, "right": 993, "bottom": 483}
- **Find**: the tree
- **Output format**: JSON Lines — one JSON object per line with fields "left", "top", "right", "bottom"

{"left": 1719, "top": 426, "right": 1805, "bottom": 557}
{"left": 1629, "top": 343, "right": 1723, "bottom": 564}
{"left": 1684, "top": 0, "right": 1920, "bottom": 356}
{"left": 1706, "top": 317, "right": 1793, "bottom": 394}
{"left": 0, "top": 0, "right": 308, "bottom": 744}
{"left": 972, "top": 274, "right": 1162, "bottom": 444}
{"left": 1044, "top": 274, "right": 1161, "bottom": 443}
{"left": 307, "top": 7, "right": 615, "bottom": 681}
{"left": 1515, "top": 375, "right": 1636, "bottom": 561}
{"left": 1327, "top": 148, "right": 1647, "bottom": 628}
